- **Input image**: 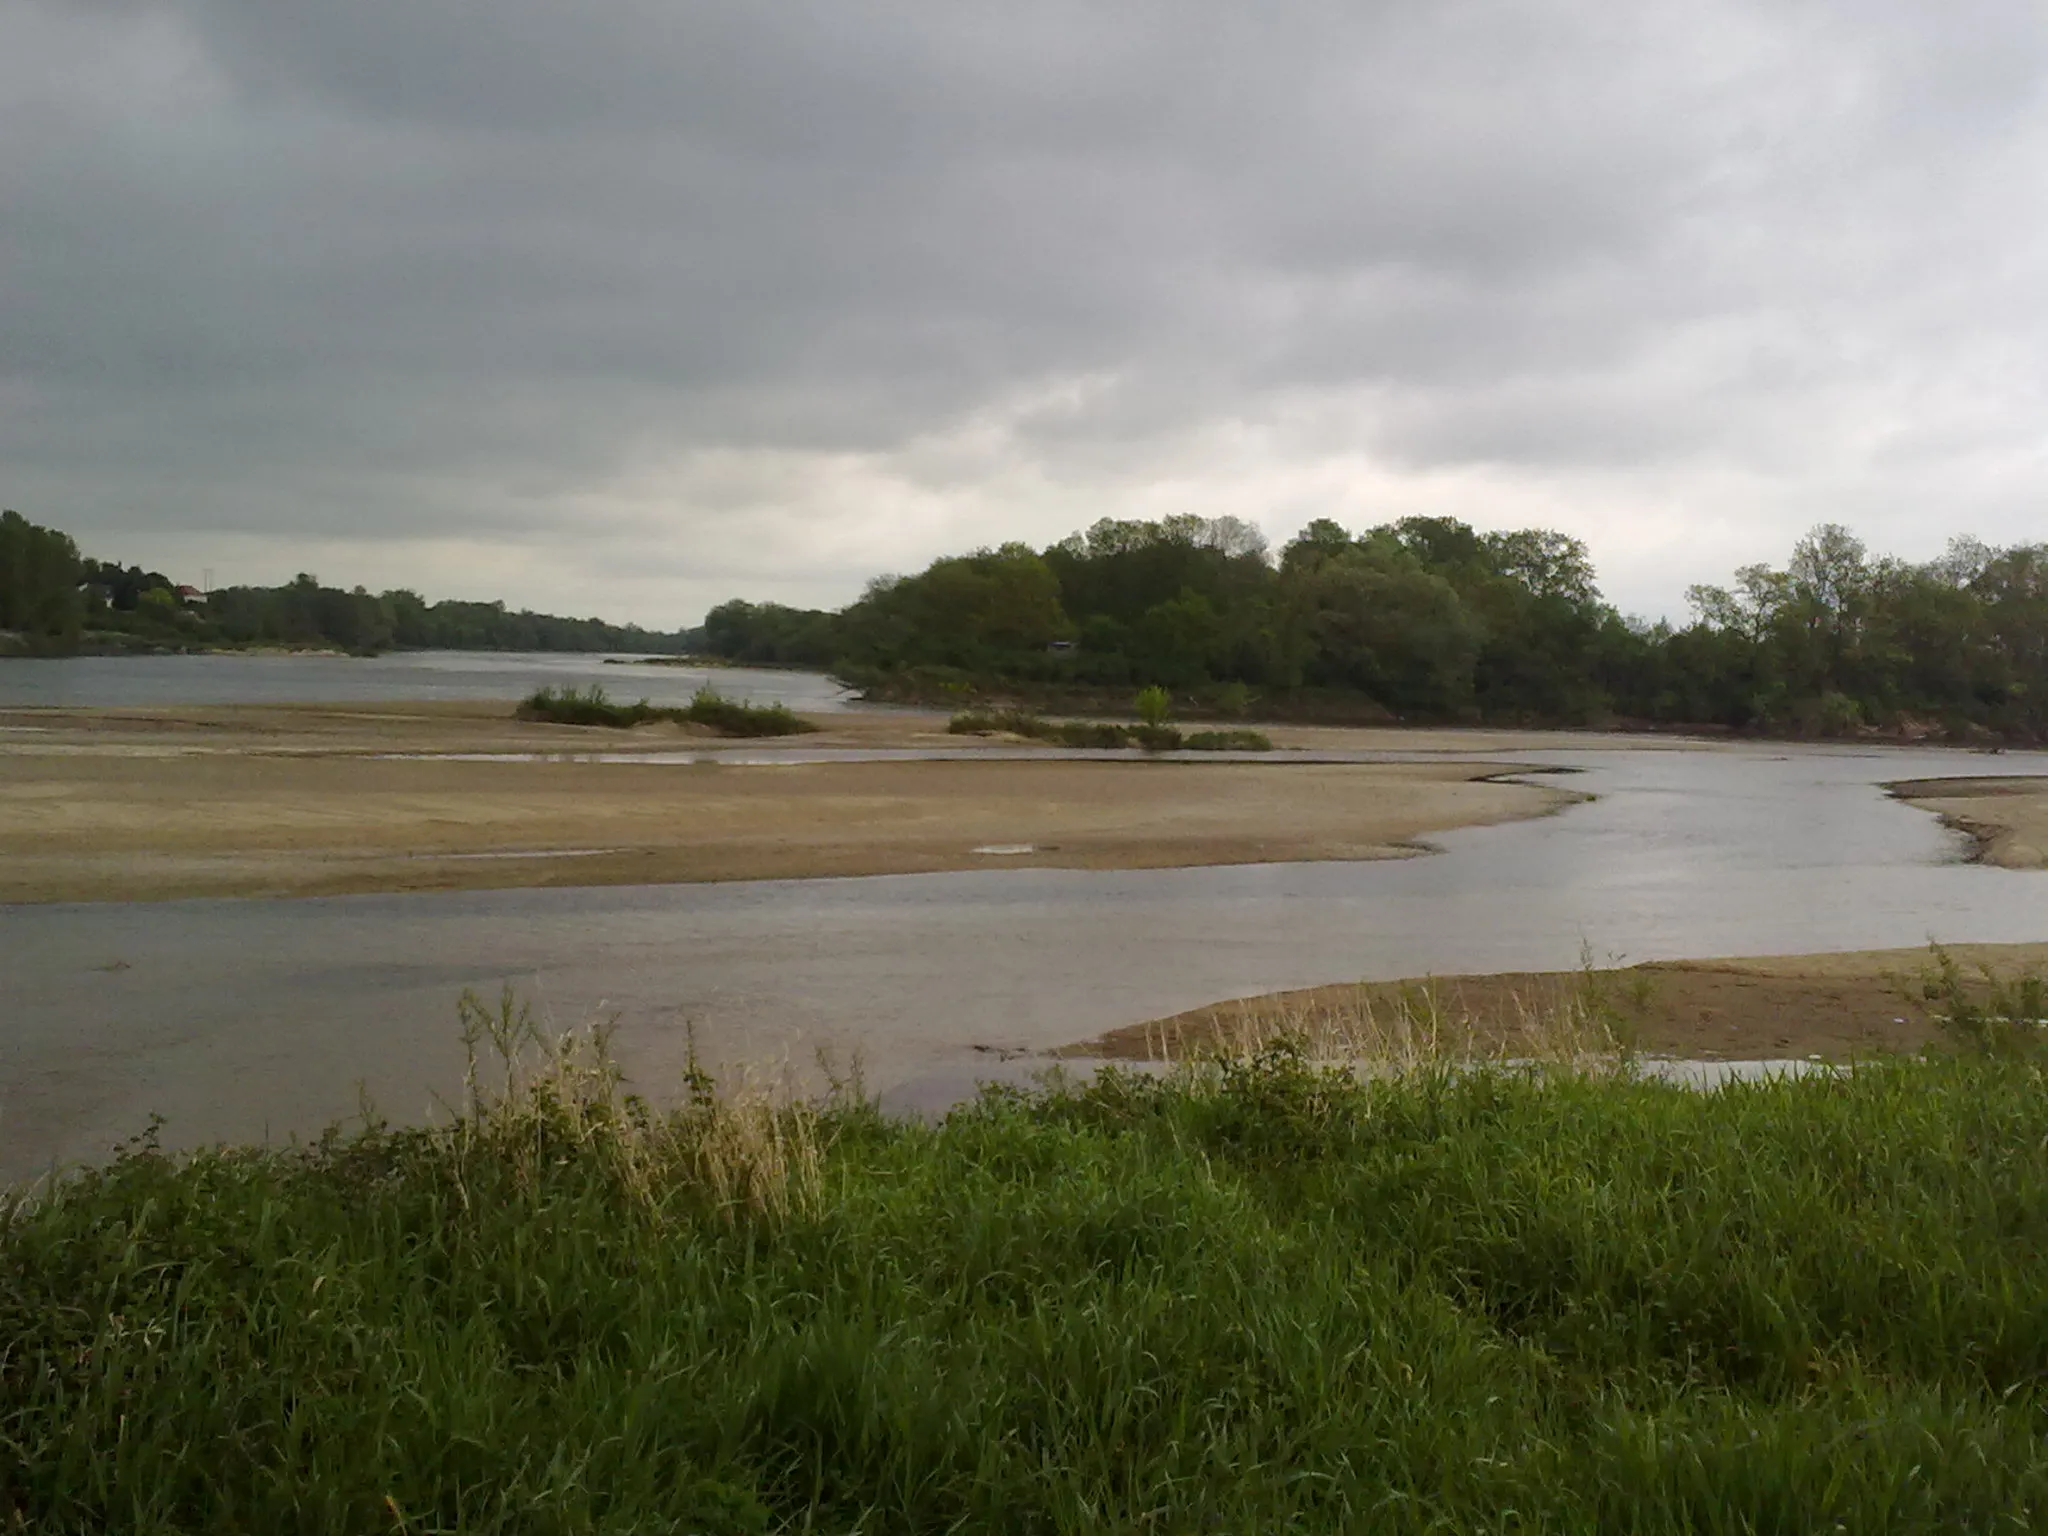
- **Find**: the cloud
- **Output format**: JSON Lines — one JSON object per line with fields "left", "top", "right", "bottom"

{"left": 4, "top": 0, "right": 2046, "bottom": 624}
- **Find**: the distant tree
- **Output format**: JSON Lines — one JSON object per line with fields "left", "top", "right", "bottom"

{"left": 1280, "top": 518, "right": 1356, "bottom": 574}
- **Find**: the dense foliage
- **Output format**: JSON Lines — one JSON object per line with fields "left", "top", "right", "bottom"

{"left": 0, "top": 511, "right": 693, "bottom": 656}
{"left": 5, "top": 1049, "right": 2046, "bottom": 1532}
{"left": 704, "top": 514, "right": 2048, "bottom": 737}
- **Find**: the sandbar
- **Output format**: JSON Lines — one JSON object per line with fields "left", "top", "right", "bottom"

{"left": 0, "top": 702, "right": 1584, "bottom": 903}
{"left": 1067, "top": 943, "right": 2048, "bottom": 1063}
{"left": 1889, "top": 775, "right": 2048, "bottom": 869}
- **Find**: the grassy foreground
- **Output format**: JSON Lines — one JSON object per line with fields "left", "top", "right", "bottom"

{"left": 5, "top": 1020, "right": 2048, "bottom": 1531}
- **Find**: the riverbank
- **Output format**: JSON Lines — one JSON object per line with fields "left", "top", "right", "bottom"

{"left": 7, "top": 1043, "right": 2046, "bottom": 1530}
{"left": 1073, "top": 942, "right": 2048, "bottom": 1062}
{"left": 1890, "top": 775, "right": 2048, "bottom": 868}
{"left": 0, "top": 702, "right": 1586, "bottom": 902}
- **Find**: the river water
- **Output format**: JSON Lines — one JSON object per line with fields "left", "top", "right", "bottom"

{"left": 0, "top": 650, "right": 860, "bottom": 711}
{"left": 4, "top": 731, "right": 2046, "bottom": 1180}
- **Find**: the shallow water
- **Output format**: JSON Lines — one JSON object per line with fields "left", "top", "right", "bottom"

{"left": 0, "top": 650, "right": 861, "bottom": 711}
{"left": 3, "top": 741, "right": 2046, "bottom": 1179}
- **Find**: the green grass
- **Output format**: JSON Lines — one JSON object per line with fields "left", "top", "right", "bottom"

{"left": 5, "top": 1018, "right": 2047, "bottom": 1532}
{"left": 518, "top": 684, "right": 815, "bottom": 737}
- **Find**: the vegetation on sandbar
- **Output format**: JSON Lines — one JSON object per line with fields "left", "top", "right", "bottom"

{"left": 948, "top": 691, "right": 1274, "bottom": 752}
{"left": 517, "top": 683, "right": 816, "bottom": 737}
{"left": 4, "top": 970, "right": 2047, "bottom": 1532}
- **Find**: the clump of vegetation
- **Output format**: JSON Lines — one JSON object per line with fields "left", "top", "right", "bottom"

{"left": 516, "top": 682, "right": 661, "bottom": 727}
{"left": 1133, "top": 683, "right": 1173, "bottom": 726}
{"left": 683, "top": 684, "right": 812, "bottom": 738}
{"left": 518, "top": 684, "right": 815, "bottom": 737}
{"left": 947, "top": 709, "right": 1133, "bottom": 749}
{"left": 1182, "top": 727, "right": 1275, "bottom": 751}
{"left": 1129, "top": 722, "right": 1182, "bottom": 751}
{"left": 1923, "top": 944, "right": 2048, "bottom": 1058}
{"left": 947, "top": 706, "right": 1061, "bottom": 740}
{"left": 7, "top": 1005, "right": 2048, "bottom": 1531}
{"left": 948, "top": 707, "right": 1271, "bottom": 753}
{"left": 1052, "top": 720, "right": 1132, "bottom": 749}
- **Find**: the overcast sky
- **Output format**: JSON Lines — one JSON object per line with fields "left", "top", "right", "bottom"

{"left": 4, "top": 2, "right": 2045, "bottom": 627}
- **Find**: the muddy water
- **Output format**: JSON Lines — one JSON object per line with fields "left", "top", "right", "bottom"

{"left": 3, "top": 743, "right": 2046, "bottom": 1179}
{"left": 0, "top": 651, "right": 861, "bottom": 710}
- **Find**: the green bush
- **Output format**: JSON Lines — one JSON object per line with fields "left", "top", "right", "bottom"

{"left": 1134, "top": 684, "right": 1172, "bottom": 726}
{"left": 684, "top": 685, "right": 814, "bottom": 738}
{"left": 1052, "top": 720, "right": 1132, "bottom": 749}
{"left": 516, "top": 683, "right": 658, "bottom": 727}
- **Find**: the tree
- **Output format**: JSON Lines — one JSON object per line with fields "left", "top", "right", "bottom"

{"left": 1289, "top": 548, "right": 1483, "bottom": 716}
{"left": 0, "top": 510, "right": 84, "bottom": 642}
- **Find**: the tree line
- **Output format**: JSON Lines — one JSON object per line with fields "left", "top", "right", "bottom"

{"left": 0, "top": 510, "right": 692, "bottom": 656}
{"left": 702, "top": 513, "right": 2048, "bottom": 739}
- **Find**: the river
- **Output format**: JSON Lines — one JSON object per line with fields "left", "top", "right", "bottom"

{"left": 4, "top": 732, "right": 2046, "bottom": 1181}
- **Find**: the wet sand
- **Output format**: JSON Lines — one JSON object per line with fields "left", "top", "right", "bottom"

{"left": 1070, "top": 943, "right": 2048, "bottom": 1062}
{"left": 1890, "top": 775, "right": 2048, "bottom": 869}
{"left": 0, "top": 702, "right": 1584, "bottom": 902}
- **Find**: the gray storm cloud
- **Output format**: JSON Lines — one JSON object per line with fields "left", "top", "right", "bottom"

{"left": 3, "top": 1, "right": 2045, "bottom": 624}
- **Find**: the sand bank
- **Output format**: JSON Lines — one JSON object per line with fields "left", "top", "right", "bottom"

{"left": 0, "top": 702, "right": 1581, "bottom": 902}
{"left": 1890, "top": 775, "right": 2048, "bottom": 868}
{"left": 1067, "top": 943, "right": 2048, "bottom": 1063}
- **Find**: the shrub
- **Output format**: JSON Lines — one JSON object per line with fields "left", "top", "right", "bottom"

{"left": 1134, "top": 684, "right": 1172, "bottom": 726}
{"left": 684, "top": 686, "right": 814, "bottom": 738}
{"left": 517, "top": 684, "right": 657, "bottom": 727}
{"left": 1054, "top": 721, "right": 1132, "bottom": 749}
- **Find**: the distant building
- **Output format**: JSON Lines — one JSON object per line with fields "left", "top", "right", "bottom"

{"left": 175, "top": 585, "right": 207, "bottom": 605}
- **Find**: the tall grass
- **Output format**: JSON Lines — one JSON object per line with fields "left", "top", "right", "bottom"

{"left": 5, "top": 995, "right": 2047, "bottom": 1530}
{"left": 518, "top": 683, "right": 815, "bottom": 737}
